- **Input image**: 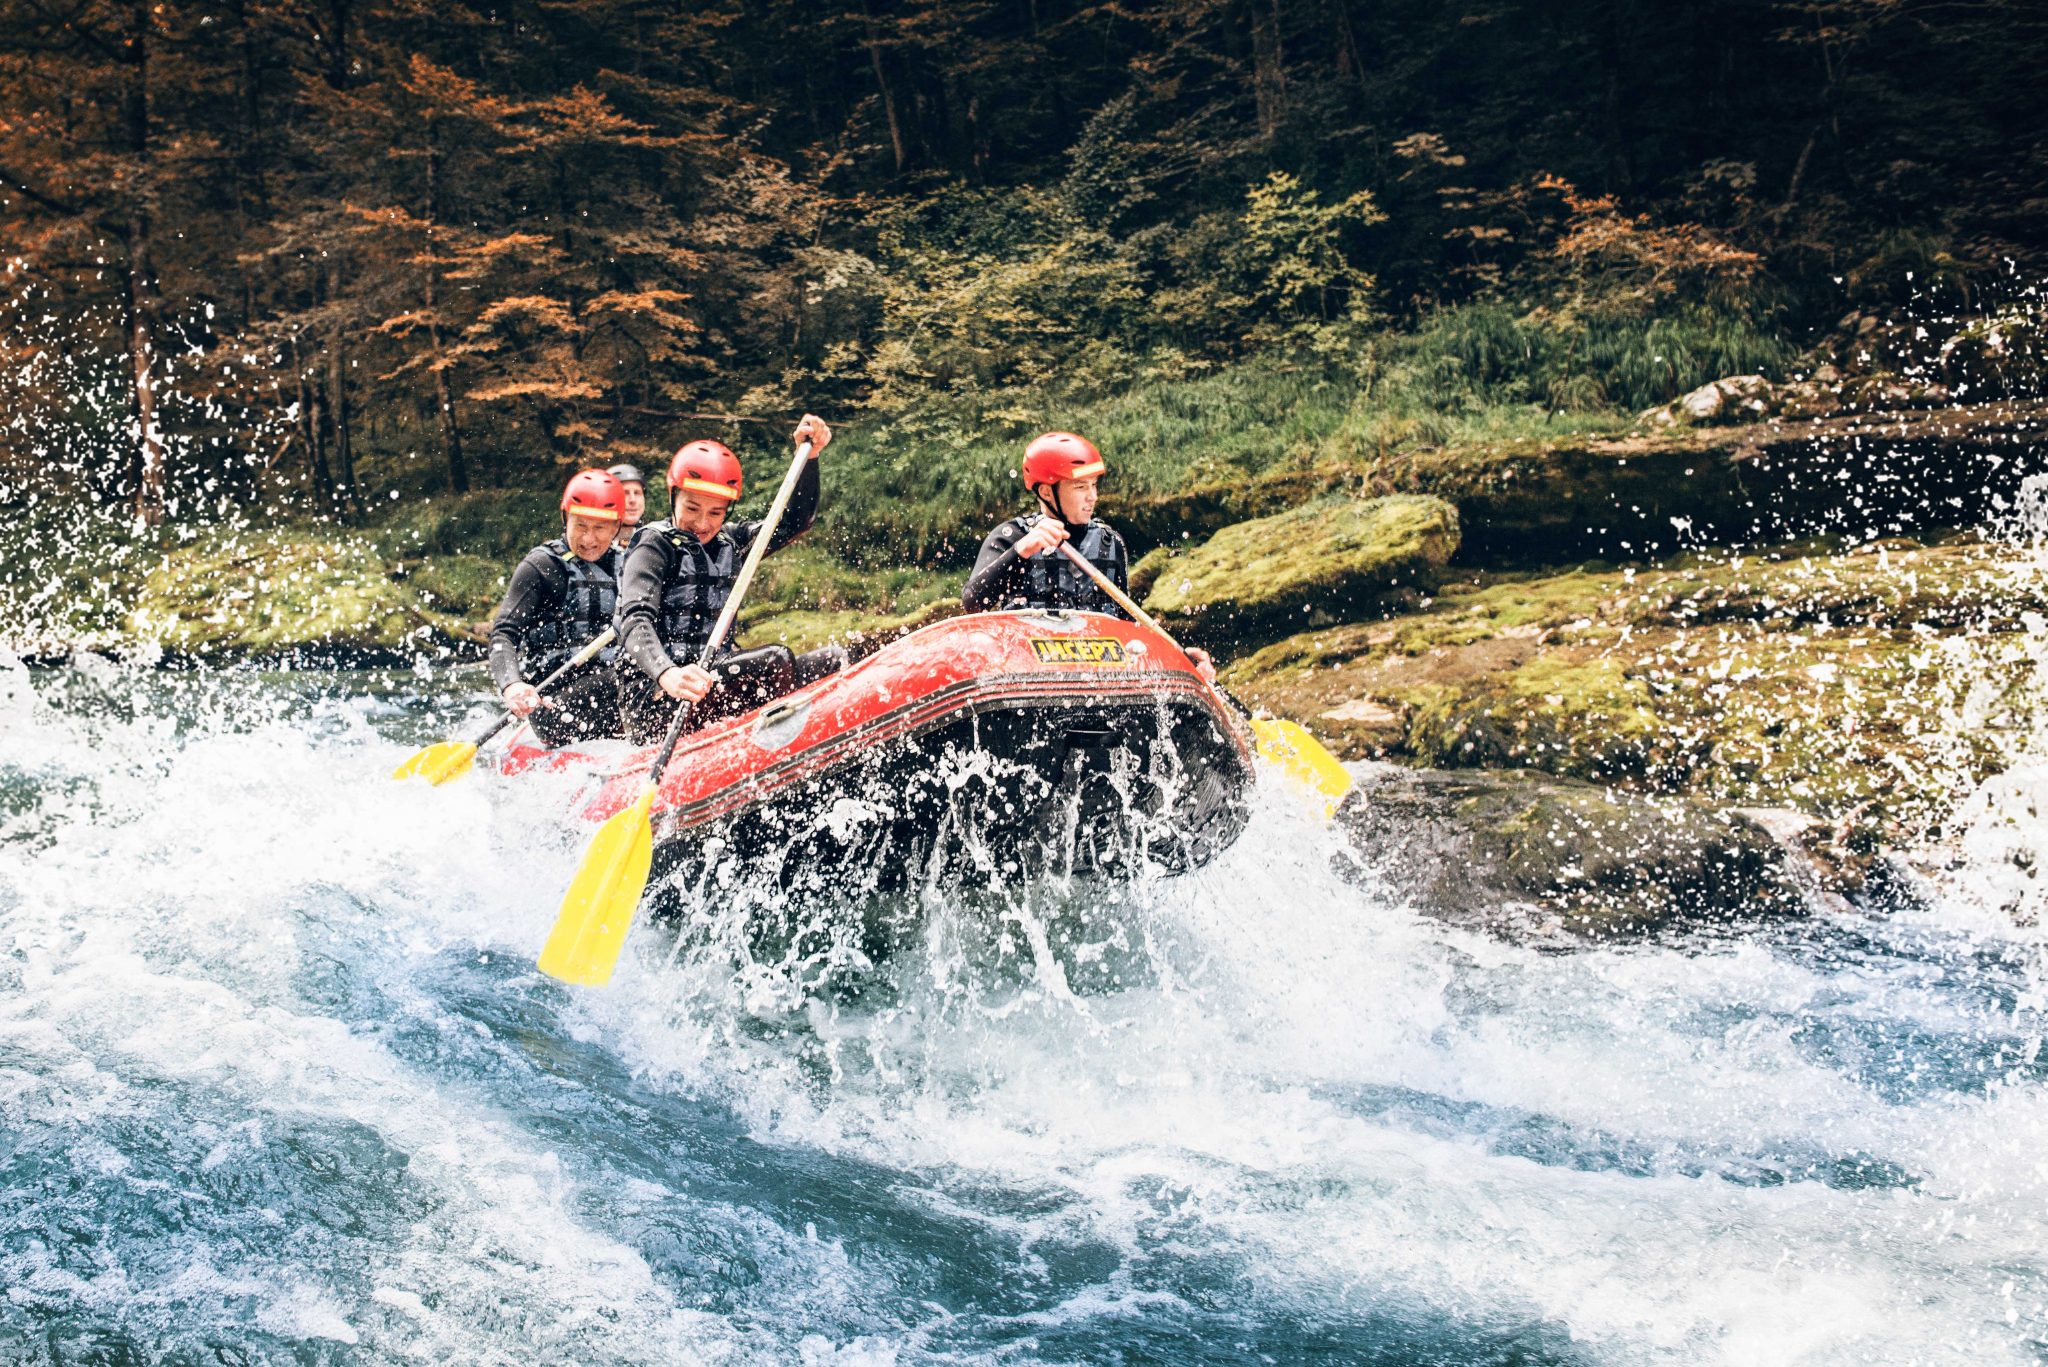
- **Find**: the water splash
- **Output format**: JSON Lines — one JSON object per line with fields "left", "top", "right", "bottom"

{"left": 7, "top": 663, "right": 2048, "bottom": 1362}
{"left": 1919, "top": 473, "right": 2048, "bottom": 927}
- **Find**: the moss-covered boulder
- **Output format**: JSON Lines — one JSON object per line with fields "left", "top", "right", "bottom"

{"left": 1331, "top": 765, "right": 1807, "bottom": 938}
{"left": 1227, "top": 537, "right": 2048, "bottom": 836}
{"left": 1139, "top": 494, "right": 1460, "bottom": 643}
{"left": 128, "top": 530, "right": 481, "bottom": 657}
{"left": 1118, "top": 400, "right": 2048, "bottom": 567}
{"left": 1397, "top": 400, "right": 2048, "bottom": 562}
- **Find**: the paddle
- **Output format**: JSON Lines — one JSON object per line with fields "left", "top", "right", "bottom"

{"left": 1050, "top": 540, "right": 1354, "bottom": 813}
{"left": 537, "top": 439, "right": 815, "bottom": 988}
{"left": 392, "top": 627, "right": 617, "bottom": 786}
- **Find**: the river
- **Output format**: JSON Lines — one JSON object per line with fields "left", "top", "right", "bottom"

{"left": 4, "top": 651, "right": 2048, "bottom": 1365}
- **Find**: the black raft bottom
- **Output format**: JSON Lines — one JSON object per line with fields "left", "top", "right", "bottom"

{"left": 644, "top": 695, "right": 1253, "bottom": 922}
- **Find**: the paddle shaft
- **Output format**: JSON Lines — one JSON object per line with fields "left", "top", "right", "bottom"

{"left": 473, "top": 626, "right": 617, "bottom": 747}
{"left": 1055, "top": 534, "right": 1350, "bottom": 805}
{"left": 642, "top": 439, "right": 814, "bottom": 781}
{"left": 1049, "top": 537, "right": 1263, "bottom": 712}
{"left": 1050, "top": 539, "right": 1176, "bottom": 646}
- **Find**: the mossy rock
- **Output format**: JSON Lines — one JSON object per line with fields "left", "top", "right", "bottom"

{"left": 1119, "top": 400, "right": 2048, "bottom": 568}
{"left": 128, "top": 531, "right": 465, "bottom": 656}
{"left": 402, "top": 553, "right": 508, "bottom": 632}
{"left": 1331, "top": 764, "right": 1806, "bottom": 938}
{"left": 1127, "top": 544, "right": 1171, "bottom": 600}
{"left": 1117, "top": 466, "right": 1359, "bottom": 555}
{"left": 1140, "top": 494, "right": 1460, "bottom": 643}
{"left": 1226, "top": 538, "right": 2048, "bottom": 836}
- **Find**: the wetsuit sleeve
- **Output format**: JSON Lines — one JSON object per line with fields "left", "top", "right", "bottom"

{"left": 730, "top": 459, "right": 819, "bottom": 558}
{"left": 616, "top": 532, "right": 681, "bottom": 681}
{"left": 961, "top": 522, "right": 1028, "bottom": 613}
{"left": 487, "top": 550, "right": 564, "bottom": 693}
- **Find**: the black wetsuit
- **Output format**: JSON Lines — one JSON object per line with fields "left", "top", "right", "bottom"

{"left": 961, "top": 513, "right": 1131, "bottom": 618}
{"left": 614, "top": 461, "right": 847, "bottom": 744}
{"left": 488, "top": 539, "right": 625, "bottom": 747}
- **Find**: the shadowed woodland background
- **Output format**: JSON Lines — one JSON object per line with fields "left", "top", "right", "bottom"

{"left": 3, "top": 0, "right": 2046, "bottom": 563}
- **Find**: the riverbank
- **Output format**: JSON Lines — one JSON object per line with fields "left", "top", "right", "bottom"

{"left": 12, "top": 389, "right": 2044, "bottom": 871}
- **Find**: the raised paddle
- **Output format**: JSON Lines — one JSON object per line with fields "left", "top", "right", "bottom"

{"left": 1050, "top": 540, "right": 1355, "bottom": 814}
{"left": 392, "top": 627, "right": 617, "bottom": 786}
{"left": 537, "top": 438, "right": 815, "bottom": 988}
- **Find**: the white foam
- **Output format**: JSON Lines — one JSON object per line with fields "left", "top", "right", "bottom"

{"left": 9, "top": 672, "right": 2048, "bottom": 1362}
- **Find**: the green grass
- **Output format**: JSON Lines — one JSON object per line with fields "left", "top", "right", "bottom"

{"left": 128, "top": 526, "right": 454, "bottom": 654}
{"left": 740, "top": 541, "right": 962, "bottom": 623}
{"left": 1398, "top": 299, "right": 1795, "bottom": 412}
{"left": 4, "top": 301, "right": 1812, "bottom": 659}
{"left": 371, "top": 488, "right": 561, "bottom": 561}
{"left": 817, "top": 344, "right": 1646, "bottom": 568}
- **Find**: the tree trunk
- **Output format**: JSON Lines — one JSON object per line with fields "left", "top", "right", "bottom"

{"left": 325, "top": 260, "right": 360, "bottom": 516}
{"left": 323, "top": 0, "right": 351, "bottom": 89}
{"left": 291, "top": 330, "right": 333, "bottom": 504}
{"left": 1596, "top": 2, "right": 1636, "bottom": 192}
{"left": 423, "top": 135, "right": 469, "bottom": 494}
{"left": 862, "top": 2, "right": 912, "bottom": 174}
{"left": 231, "top": 0, "right": 261, "bottom": 328}
{"left": 124, "top": 0, "right": 166, "bottom": 528}
{"left": 1250, "top": 0, "right": 1288, "bottom": 139}
{"left": 1332, "top": 0, "right": 1371, "bottom": 92}
{"left": 126, "top": 215, "right": 166, "bottom": 527}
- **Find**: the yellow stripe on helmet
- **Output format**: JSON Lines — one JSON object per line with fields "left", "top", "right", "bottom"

{"left": 1070, "top": 460, "right": 1106, "bottom": 478}
{"left": 677, "top": 476, "right": 740, "bottom": 501}
{"left": 565, "top": 503, "right": 621, "bottom": 519}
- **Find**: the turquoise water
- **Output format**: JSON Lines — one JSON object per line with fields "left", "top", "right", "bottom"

{"left": 4, "top": 659, "right": 2048, "bottom": 1365}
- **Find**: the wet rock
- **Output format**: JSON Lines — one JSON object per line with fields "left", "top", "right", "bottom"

{"left": 1140, "top": 494, "right": 1460, "bottom": 644}
{"left": 1118, "top": 396, "right": 2044, "bottom": 565}
{"left": 1404, "top": 399, "right": 2048, "bottom": 562}
{"left": 1939, "top": 304, "right": 2048, "bottom": 398}
{"left": 1317, "top": 695, "right": 1409, "bottom": 755}
{"left": 1331, "top": 764, "right": 1807, "bottom": 938}
{"left": 1226, "top": 538, "right": 2048, "bottom": 829}
{"left": 1643, "top": 374, "right": 1775, "bottom": 428}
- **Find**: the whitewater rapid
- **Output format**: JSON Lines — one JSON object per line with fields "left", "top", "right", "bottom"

{"left": 5, "top": 657, "right": 2048, "bottom": 1365}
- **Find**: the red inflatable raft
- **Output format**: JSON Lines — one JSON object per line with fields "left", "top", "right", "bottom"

{"left": 498, "top": 609, "right": 1256, "bottom": 906}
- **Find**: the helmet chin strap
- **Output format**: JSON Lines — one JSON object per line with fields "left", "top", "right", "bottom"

{"left": 1035, "top": 483, "right": 1075, "bottom": 526}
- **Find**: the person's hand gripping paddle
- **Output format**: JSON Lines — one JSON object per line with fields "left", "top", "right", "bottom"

{"left": 1050, "top": 541, "right": 1354, "bottom": 814}
{"left": 391, "top": 627, "right": 617, "bottom": 786}
{"left": 537, "top": 440, "right": 813, "bottom": 987}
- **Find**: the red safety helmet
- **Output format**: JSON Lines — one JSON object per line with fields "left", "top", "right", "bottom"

{"left": 560, "top": 469, "right": 625, "bottom": 521}
{"left": 667, "top": 439, "right": 744, "bottom": 503}
{"left": 1022, "top": 432, "right": 1106, "bottom": 490}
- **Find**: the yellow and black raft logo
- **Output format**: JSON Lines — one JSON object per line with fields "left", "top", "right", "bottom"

{"left": 1030, "top": 637, "right": 1126, "bottom": 665}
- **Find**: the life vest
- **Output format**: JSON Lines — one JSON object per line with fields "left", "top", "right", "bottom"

{"left": 521, "top": 540, "right": 620, "bottom": 677}
{"left": 649, "top": 520, "right": 742, "bottom": 664}
{"left": 994, "top": 516, "right": 1127, "bottom": 616}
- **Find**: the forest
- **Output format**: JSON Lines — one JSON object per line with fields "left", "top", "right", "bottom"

{"left": 2, "top": 0, "right": 2045, "bottom": 566}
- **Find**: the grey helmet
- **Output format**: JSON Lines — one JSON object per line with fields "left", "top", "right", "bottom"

{"left": 606, "top": 463, "right": 646, "bottom": 487}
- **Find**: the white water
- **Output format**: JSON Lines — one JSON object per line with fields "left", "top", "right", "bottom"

{"left": 4, "top": 655, "right": 2048, "bottom": 1365}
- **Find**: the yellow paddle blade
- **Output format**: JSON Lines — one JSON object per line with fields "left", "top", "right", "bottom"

{"left": 391, "top": 739, "right": 479, "bottom": 786}
{"left": 537, "top": 786, "right": 657, "bottom": 988}
{"left": 1248, "top": 716, "right": 1354, "bottom": 816}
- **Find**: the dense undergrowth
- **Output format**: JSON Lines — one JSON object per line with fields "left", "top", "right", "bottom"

{"left": 3, "top": 282, "right": 2034, "bottom": 660}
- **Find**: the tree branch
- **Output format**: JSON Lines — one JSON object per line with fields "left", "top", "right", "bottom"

{"left": 0, "top": 159, "right": 81, "bottom": 218}
{"left": 623, "top": 407, "right": 774, "bottom": 424}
